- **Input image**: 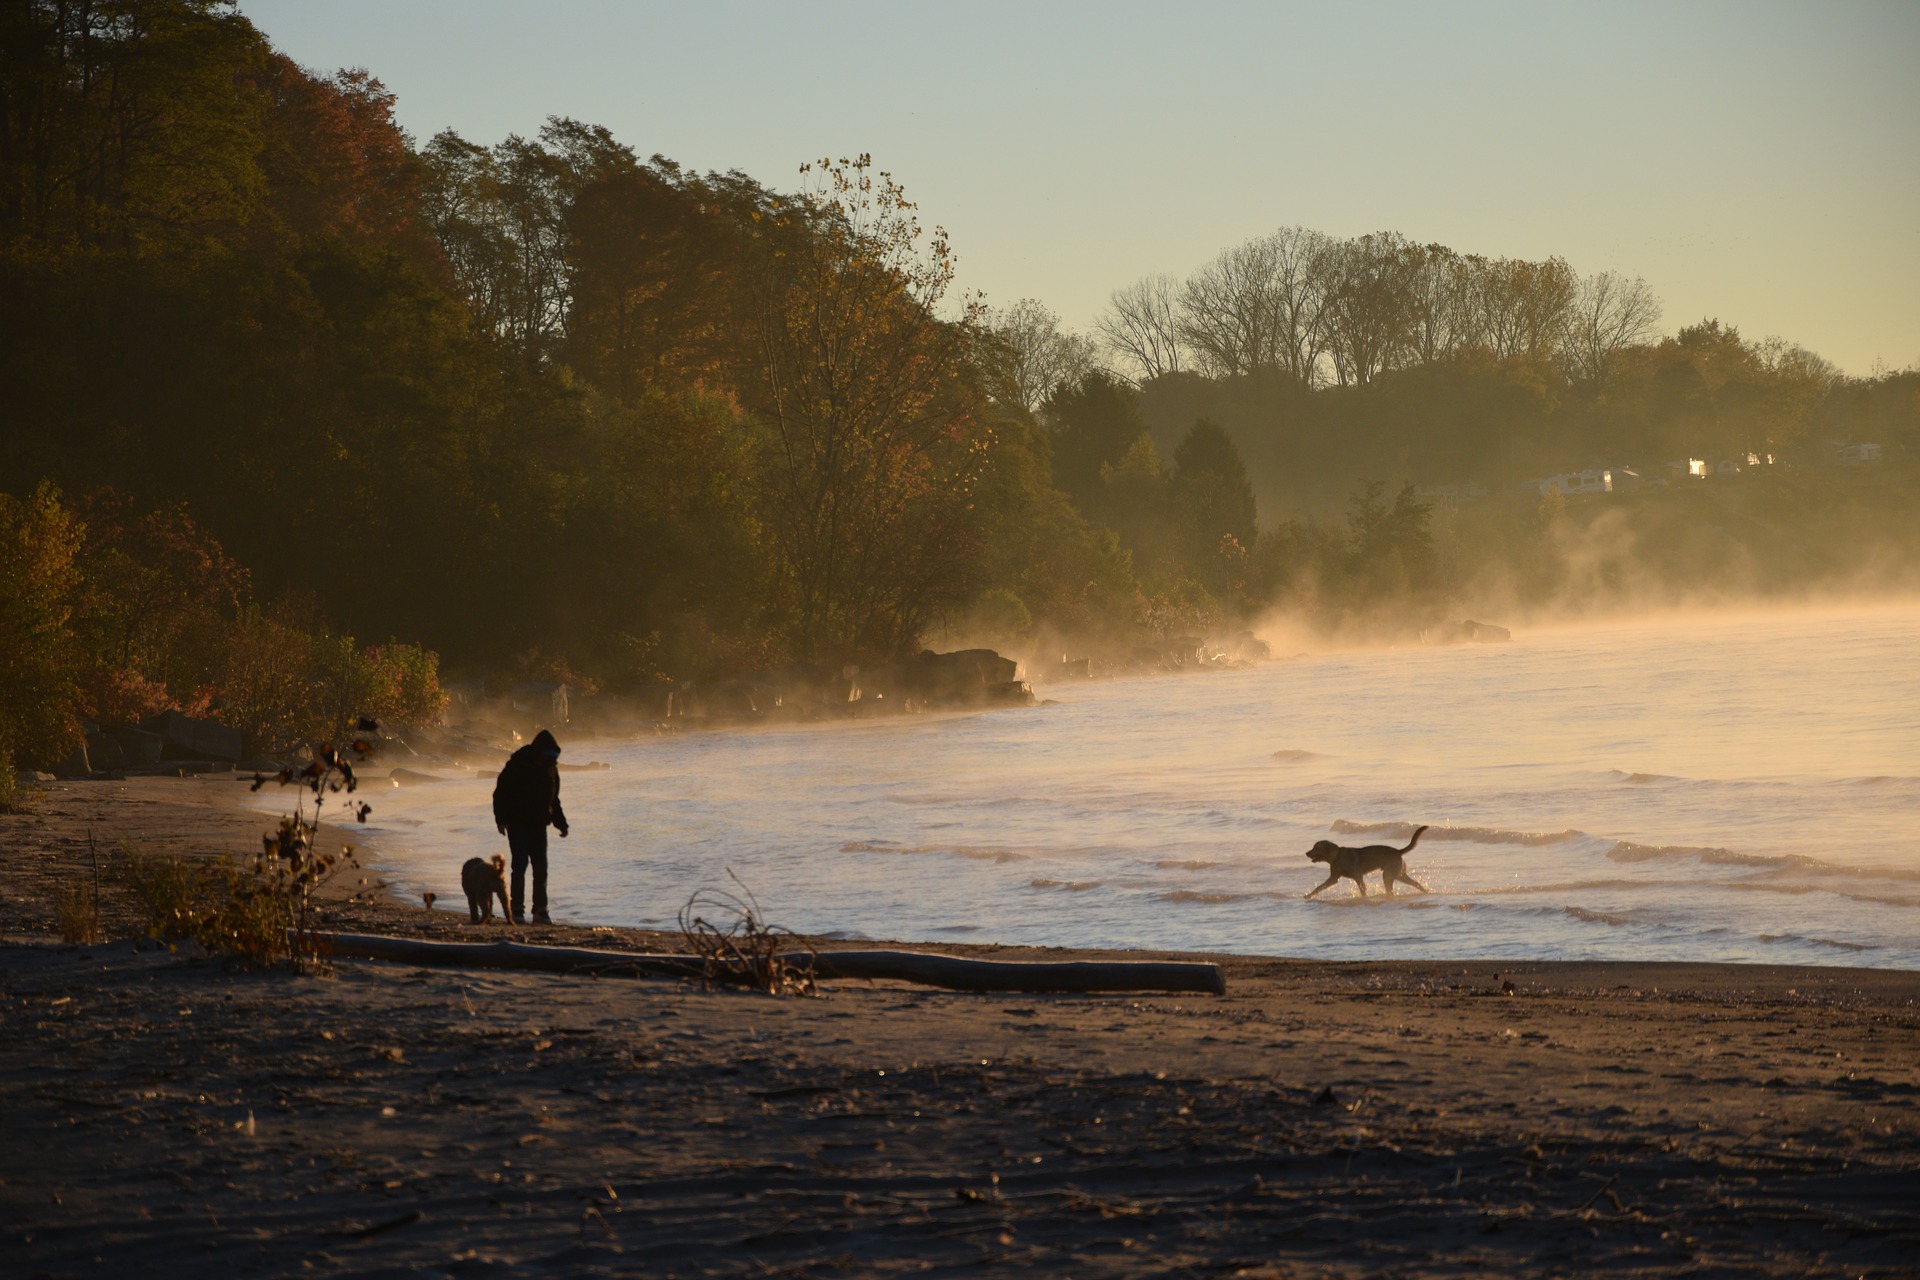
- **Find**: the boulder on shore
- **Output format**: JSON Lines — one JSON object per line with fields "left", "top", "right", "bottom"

{"left": 141, "top": 710, "right": 244, "bottom": 762}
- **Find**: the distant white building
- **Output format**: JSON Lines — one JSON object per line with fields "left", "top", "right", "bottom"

{"left": 1536, "top": 468, "right": 1605, "bottom": 496}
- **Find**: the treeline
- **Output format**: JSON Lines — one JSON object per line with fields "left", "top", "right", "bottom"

{"left": 0, "top": 0, "right": 1166, "bottom": 786}
{"left": 1099, "top": 229, "right": 1665, "bottom": 388}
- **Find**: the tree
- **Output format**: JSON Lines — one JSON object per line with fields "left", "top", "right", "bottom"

{"left": 0, "top": 484, "right": 82, "bottom": 780}
{"left": 1170, "top": 419, "right": 1258, "bottom": 594}
{"left": 1344, "top": 480, "right": 1440, "bottom": 603}
{"left": 1402, "top": 243, "right": 1481, "bottom": 364}
{"left": 979, "top": 298, "right": 1096, "bottom": 414}
{"left": 1320, "top": 233, "right": 1418, "bottom": 387}
{"left": 733, "top": 155, "right": 990, "bottom": 659}
{"left": 1098, "top": 274, "right": 1183, "bottom": 380}
{"left": 1178, "top": 238, "right": 1284, "bottom": 379}
{"left": 0, "top": 0, "right": 271, "bottom": 256}
{"left": 1475, "top": 256, "right": 1577, "bottom": 363}
{"left": 1262, "top": 225, "right": 1338, "bottom": 386}
{"left": 1563, "top": 270, "right": 1661, "bottom": 385}
{"left": 1044, "top": 371, "right": 1150, "bottom": 512}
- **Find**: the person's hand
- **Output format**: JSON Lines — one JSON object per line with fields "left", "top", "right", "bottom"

{"left": 496, "top": 823, "right": 506, "bottom": 836}
{"left": 557, "top": 825, "right": 570, "bottom": 839}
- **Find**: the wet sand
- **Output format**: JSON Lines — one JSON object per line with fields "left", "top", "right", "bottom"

{"left": 3, "top": 778, "right": 1918, "bottom": 1276}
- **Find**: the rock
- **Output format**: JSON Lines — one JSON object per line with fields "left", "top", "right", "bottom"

{"left": 1218, "top": 630, "right": 1272, "bottom": 661}
{"left": 105, "top": 725, "right": 164, "bottom": 769}
{"left": 984, "top": 680, "right": 1035, "bottom": 707}
{"left": 52, "top": 743, "right": 90, "bottom": 779}
{"left": 908, "top": 648, "right": 1021, "bottom": 704}
{"left": 141, "top": 710, "right": 244, "bottom": 762}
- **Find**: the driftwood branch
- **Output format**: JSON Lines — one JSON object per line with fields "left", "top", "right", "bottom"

{"left": 311, "top": 932, "right": 1225, "bottom": 995}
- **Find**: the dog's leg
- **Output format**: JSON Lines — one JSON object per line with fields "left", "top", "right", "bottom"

{"left": 1382, "top": 872, "right": 1395, "bottom": 896}
{"left": 1400, "top": 872, "right": 1431, "bottom": 893}
{"left": 1305, "top": 875, "right": 1340, "bottom": 899}
{"left": 1350, "top": 875, "right": 1367, "bottom": 898}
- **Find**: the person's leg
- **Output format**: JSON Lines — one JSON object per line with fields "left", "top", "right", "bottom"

{"left": 529, "top": 825, "right": 550, "bottom": 922}
{"left": 506, "top": 826, "right": 533, "bottom": 922}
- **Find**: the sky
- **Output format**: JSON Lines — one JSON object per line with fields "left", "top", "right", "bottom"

{"left": 238, "top": 0, "right": 1920, "bottom": 375}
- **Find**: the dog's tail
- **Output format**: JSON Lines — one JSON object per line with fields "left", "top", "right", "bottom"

{"left": 1399, "top": 824, "right": 1430, "bottom": 853}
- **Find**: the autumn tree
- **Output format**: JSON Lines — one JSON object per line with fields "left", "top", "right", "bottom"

{"left": 733, "top": 156, "right": 991, "bottom": 659}
{"left": 0, "top": 484, "right": 82, "bottom": 783}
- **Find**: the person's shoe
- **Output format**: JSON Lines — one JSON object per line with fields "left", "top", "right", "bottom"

{"left": 532, "top": 911, "right": 552, "bottom": 926}
{"left": 511, "top": 913, "right": 527, "bottom": 926}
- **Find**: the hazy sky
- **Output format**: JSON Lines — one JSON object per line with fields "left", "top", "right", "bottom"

{"left": 239, "top": 1, "right": 1919, "bottom": 375}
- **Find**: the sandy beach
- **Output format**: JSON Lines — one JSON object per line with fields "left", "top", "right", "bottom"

{"left": 4, "top": 776, "right": 1919, "bottom": 1277}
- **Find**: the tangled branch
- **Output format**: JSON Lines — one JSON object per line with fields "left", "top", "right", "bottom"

{"left": 677, "top": 871, "right": 817, "bottom": 996}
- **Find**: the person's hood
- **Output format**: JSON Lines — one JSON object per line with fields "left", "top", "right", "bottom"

{"left": 530, "top": 729, "right": 561, "bottom": 758}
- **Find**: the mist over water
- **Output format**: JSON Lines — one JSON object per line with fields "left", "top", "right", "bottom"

{"left": 348, "top": 605, "right": 1920, "bottom": 969}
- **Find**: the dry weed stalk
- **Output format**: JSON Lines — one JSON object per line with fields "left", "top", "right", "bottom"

{"left": 247, "top": 718, "right": 381, "bottom": 962}
{"left": 55, "top": 829, "right": 106, "bottom": 945}
{"left": 678, "top": 871, "right": 817, "bottom": 996}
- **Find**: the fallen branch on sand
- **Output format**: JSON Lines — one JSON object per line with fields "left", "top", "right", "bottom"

{"left": 308, "top": 932, "right": 1226, "bottom": 995}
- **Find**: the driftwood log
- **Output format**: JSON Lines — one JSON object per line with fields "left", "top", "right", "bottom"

{"left": 311, "top": 932, "right": 1226, "bottom": 995}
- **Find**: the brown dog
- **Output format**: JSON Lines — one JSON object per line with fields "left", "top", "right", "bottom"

{"left": 1304, "top": 825, "right": 1431, "bottom": 898}
{"left": 461, "top": 854, "right": 512, "bottom": 923}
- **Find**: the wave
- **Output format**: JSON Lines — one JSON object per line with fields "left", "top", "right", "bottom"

{"left": 1156, "top": 859, "right": 1220, "bottom": 870}
{"left": 839, "top": 840, "right": 1025, "bottom": 863}
{"left": 1563, "top": 906, "right": 1633, "bottom": 927}
{"left": 1603, "top": 841, "right": 1826, "bottom": 870}
{"left": 1271, "top": 749, "right": 1326, "bottom": 762}
{"left": 1331, "top": 819, "right": 1585, "bottom": 846}
{"left": 1724, "top": 883, "right": 1920, "bottom": 908}
{"left": 1757, "top": 932, "right": 1880, "bottom": 953}
{"left": 1159, "top": 886, "right": 1251, "bottom": 905}
{"left": 1030, "top": 878, "right": 1101, "bottom": 892}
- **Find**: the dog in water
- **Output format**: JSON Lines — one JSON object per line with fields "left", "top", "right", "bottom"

{"left": 461, "top": 853, "right": 512, "bottom": 923}
{"left": 1304, "top": 825, "right": 1431, "bottom": 898}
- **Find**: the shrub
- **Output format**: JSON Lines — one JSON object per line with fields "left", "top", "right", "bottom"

{"left": 362, "top": 641, "right": 447, "bottom": 728}
{"left": 54, "top": 881, "right": 102, "bottom": 944}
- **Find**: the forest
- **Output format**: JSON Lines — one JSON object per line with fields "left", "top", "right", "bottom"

{"left": 3, "top": 0, "right": 1917, "bottom": 787}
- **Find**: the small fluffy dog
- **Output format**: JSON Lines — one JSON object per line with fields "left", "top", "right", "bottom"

{"left": 461, "top": 853, "right": 512, "bottom": 923}
{"left": 1304, "top": 825, "right": 1431, "bottom": 898}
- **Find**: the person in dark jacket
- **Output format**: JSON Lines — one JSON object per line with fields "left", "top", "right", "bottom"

{"left": 492, "top": 728, "right": 569, "bottom": 924}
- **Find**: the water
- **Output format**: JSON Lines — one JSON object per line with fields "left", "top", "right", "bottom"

{"left": 332, "top": 605, "right": 1920, "bottom": 968}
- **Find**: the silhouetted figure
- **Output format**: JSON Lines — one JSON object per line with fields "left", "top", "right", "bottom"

{"left": 492, "top": 728, "right": 569, "bottom": 924}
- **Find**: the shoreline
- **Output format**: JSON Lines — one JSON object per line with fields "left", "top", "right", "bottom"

{"left": 4, "top": 775, "right": 1919, "bottom": 1275}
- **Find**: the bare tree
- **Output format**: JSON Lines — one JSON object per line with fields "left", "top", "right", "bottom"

{"left": 1264, "top": 225, "right": 1338, "bottom": 385}
{"left": 1562, "top": 271, "right": 1661, "bottom": 384}
{"left": 1178, "top": 238, "right": 1285, "bottom": 379}
{"left": 980, "top": 298, "right": 1097, "bottom": 413}
{"left": 1097, "top": 274, "right": 1183, "bottom": 380}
